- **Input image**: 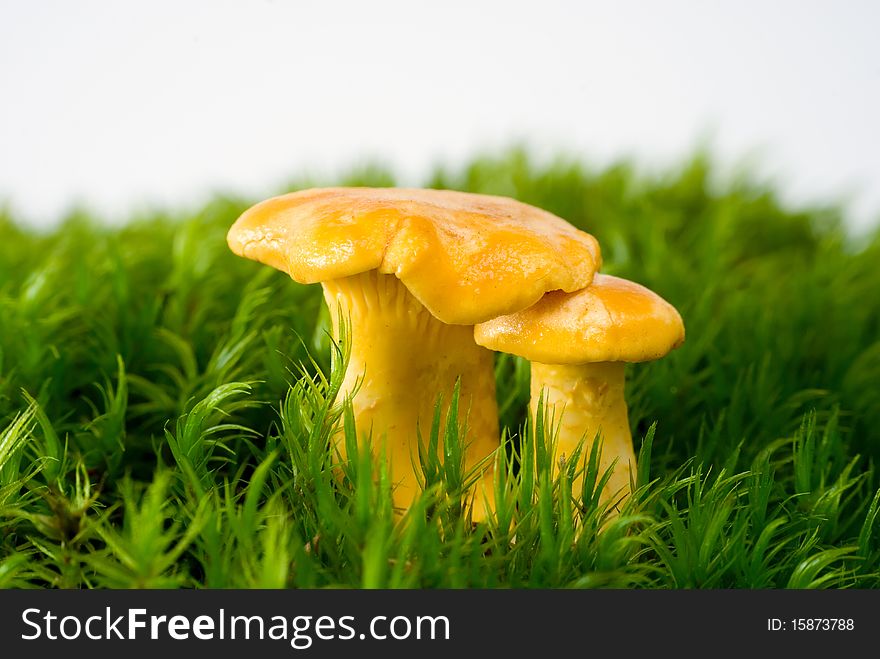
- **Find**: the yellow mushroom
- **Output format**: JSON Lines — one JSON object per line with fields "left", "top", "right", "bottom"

{"left": 474, "top": 274, "right": 684, "bottom": 510}
{"left": 227, "top": 187, "right": 602, "bottom": 517}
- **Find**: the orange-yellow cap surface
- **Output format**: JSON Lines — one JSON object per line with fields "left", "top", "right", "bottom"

{"left": 227, "top": 187, "right": 602, "bottom": 325}
{"left": 474, "top": 274, "right": 685, "bottom": 363}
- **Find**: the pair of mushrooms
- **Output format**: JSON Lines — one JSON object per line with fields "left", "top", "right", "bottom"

{"left": 227, "top": 188, "right": 684, "bottom": 518}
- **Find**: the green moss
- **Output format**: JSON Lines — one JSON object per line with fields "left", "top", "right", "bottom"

{"left": 1, "top": 150, "right": 878, "bottom": 588}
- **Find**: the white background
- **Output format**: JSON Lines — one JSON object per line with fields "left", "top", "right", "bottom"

{"left": 1, "top": 0, "right": 878, "bottom": 231}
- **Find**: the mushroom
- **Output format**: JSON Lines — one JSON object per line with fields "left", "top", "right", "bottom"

{"left": 227, "top": 187, "right": 602, "bottom": 517}
{"left": 474, "top": 274, "right": 684, "bottom": 509}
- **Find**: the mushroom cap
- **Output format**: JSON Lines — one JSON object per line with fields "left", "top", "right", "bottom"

{"left": 474, "top": 274, "right": 685, "bottom": 364}
{"left": 227, "top": 187, "right": 602, "bottom": 325}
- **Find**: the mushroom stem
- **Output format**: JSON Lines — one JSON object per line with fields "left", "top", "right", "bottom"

{"left": 322, "top": 271, "right": 499, "bottom": 516}
{"left": 530, "top": 361, "right": 635, "bottom": 509}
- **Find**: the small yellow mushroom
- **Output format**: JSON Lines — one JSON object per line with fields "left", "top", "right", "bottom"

{"left": 227, "top": 187, "right": 602, "bottom": 518}
{"left": 475, "top": 274, "right": 684, "bottom": 510}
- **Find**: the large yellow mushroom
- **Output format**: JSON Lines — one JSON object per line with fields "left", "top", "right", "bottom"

{"left": 227, "top": 187, "right": 602, "bottom": 517}
{"left": 474, "top": 274, "right": 684, "bottom": 510}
